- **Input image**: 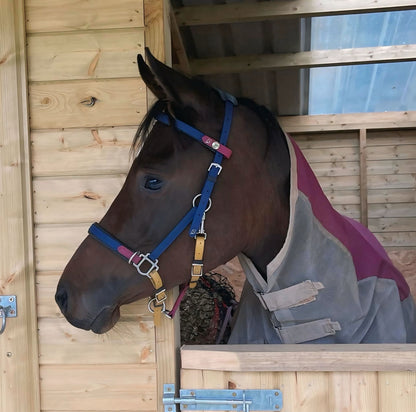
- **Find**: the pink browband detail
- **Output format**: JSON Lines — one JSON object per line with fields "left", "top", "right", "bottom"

{"left": 202, "top": 135, "right": 232, "bottom": 159}
{"left": 117, "top": 246, "right": 142, "bottom": 265}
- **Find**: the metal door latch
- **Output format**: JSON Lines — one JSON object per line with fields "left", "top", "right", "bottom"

{"left": 0, "top": 296, "right": 17, "bottom": 335}
{"left": 163, "top": 384, "right": 282, "bottom": 411}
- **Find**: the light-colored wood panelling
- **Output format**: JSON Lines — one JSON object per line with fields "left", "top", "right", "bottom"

{"left": 181, "top": 345, "right": 416, "bottom": 411}
{"left": 280, "top": 111, "right": 416, "bottom": 132}
{"left": 180, "top": 369, "right": 387, "bottom": 412}
{"left": 35, "top": 223, "right": 88, "bottom": 271}
{"left": 28, "top": 29, "right": 145, "bottom": 81}
{"left": 0, "top": 0, "right": 40, "bottom": 409}
{"left": 31, "top": 126, "right": 135, "bottom": 177}
{"left": 38, "top": 317, "right": 155, "bottom": 365}
{"left": 33, "top": 175, "right": 125, "bottom": 224}
{"left": 29, "top": 78, "right": 146, "bottom": 129}
{"left": 366, "top": 130, "right": 416, "bottom": 248}
{"left": 40, "top": 365, "right": 156, "bottom": 411}
{"left": 25, "top": 0, "right": 144, "bottom": 33}
{"left": 181, "top": 345, "right": 416, "bottom": 372}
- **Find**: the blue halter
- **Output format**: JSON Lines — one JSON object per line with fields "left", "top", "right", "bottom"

{"left": 88, "top": 96, "right": 236, "bottom": 309}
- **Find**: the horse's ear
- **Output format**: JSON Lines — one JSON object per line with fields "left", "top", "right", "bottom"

{"left": 137, "top": 53, "right": 168, "bottom": 101}
{"left": 138, "top": 48, "right": 213, "bottom": 115}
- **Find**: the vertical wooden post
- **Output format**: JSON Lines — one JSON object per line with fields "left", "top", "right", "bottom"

{"left": 144, "top": 1, "right": 180, "bottom": 410}
{"left": 0, "top": 0, "right": 40, "bottom": 410}
{"left": 359, "top": 129, "right": 368, "bottom": 227}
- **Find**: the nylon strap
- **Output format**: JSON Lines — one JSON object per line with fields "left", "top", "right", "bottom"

{"left": 189, "top": 100, "right": 234, "bottom": 236}
{"left": 276, "top": 318, "right": 341, "bottom": 344}
{"left": 189, "top": 234, "right": 205, "bottom": 289}
{"left": 256, "top": 280, "right": 325, "bottom": 311}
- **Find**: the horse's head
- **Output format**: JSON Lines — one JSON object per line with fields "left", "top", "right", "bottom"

{"left": 56, "top": 49, "right": 290, "bottom": 333}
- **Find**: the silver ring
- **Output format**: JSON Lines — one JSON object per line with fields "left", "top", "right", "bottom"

{"left": 192, "top": 194, "right": 212, "bottom": 212}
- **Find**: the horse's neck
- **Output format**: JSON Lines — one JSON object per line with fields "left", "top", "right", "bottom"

{"left": 244, "top": 128, "right": 291, "bottom": 280}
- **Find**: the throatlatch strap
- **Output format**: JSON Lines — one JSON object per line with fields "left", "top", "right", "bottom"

{"left": 189, "top": 234, "right": 205, "bottom": 289}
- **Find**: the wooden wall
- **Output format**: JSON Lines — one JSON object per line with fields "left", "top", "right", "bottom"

{"left": 18, "top": 1, "right": 415, "bottom": 411}
{"left": 25, "top": 1, "right": 174, "bottom": 411}
{"left": 181, "top": 345, "right": 416, "bottom": 412}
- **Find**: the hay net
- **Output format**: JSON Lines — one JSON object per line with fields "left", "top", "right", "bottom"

{"left": 180, "top": 272, "right": 238, "bottom": 345}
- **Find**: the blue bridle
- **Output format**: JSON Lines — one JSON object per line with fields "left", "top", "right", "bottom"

{"left": 88, "top": 95, "right": 236, "bottom": 317}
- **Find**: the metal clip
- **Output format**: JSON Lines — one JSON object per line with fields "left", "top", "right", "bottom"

{"left": 0, "top": 296, "right": 17, "bottom": 335}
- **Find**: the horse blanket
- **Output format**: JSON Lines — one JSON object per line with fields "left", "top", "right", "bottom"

{"left": 229, "top": 135, "right": 416, "bottom": 344}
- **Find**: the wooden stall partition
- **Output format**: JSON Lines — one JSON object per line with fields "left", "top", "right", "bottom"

{"left": 181, "top": 345, "right": 416, "bottom": 412}
{"left": 0, "top": 0, "right": 40, "bottom": 410}
{"left": 26, "top": 0, "right": 176, "bottom": 410}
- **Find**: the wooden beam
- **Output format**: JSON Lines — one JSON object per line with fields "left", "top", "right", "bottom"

{"left": 359, "top": 129, "right": 369, "bottom": 227}
{"left": 187, "top": 44, "right": 416, "bottom": 75}
{"left": 279, "top": 111, "right": 416, "bottom": 133}
{"left": 0, "top": 0, "right": 40, "bottom": 410}
{"left": 170, "top": 7, "right": 191, "bottom": 74}
{"left": 181, "top": 344, "right": 416, "bottom": 372}
{"left": 144, "top": 3, "right": 180, "bottom": 412}
{"left": 175, "top": 0, "right": 416, "bottom": 26}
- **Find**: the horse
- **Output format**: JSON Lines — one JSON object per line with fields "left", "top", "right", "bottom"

{"left": 55, "top": 48, "right": 416, "bottom": 343}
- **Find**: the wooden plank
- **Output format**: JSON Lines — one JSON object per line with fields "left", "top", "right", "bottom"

{"left": 170, "top": 6, "right": 190, "bottom": 74}
{"left": 367, "top": 129, "right": 416, "bottom": 146}
{"left": 31, "top": 126, "right": 135, "bottom": 177}
{"left": 181, "top": 345, "right": 416, "bottom": 372}
{"left": 144, "top": 0, "right": 171, "bottom": 65}
{"left": 36, "top": 271, "right": 151, "bottom": 319}
{"left": 368, "top": 174, "right": 416, "bottom": 190}
{"left": 35, "top": 223, "right": 89, "bottom": 271}
{"left": 38, "top": 317, "right": 155, "bottom": 365}
{"left": 175, "top": 0, "right": 416, "bottom": 26}
{"left": 308, "top": 160, "right": 360, "bottom": 177}
{"left": 360, "top": 129, "right": 368, "bottom": 226}
{"left": 29, "top": 78, "right": 146, "bottom": 129}
{"left": 40, "top": 364, "right": 157, "bottom": 411}
{"left": 369, "top": 203, "right": 416, "bottom": 218}
{"left": 27, "top": 29, "right": 144, "bottom": 81}
{"left": 0, "top": 0, "right": 40, "bottom": 410}
{"left": 25, "top": 0, "right": 144, "bottom": 33}
{"left": 368, "top": 188, "right": 416, "bottom": 204}
{"left": 188, "top": 44, "right": 416, "bottom": 75}
{"left": 373, "top": 232, "right": 416, "bottom": 248}
{"left": 367, "top": 144, "right": 416, "bottom": 161}
{"left": 369, "top": 217, "right": 416, "bottom": 233}
{"left": 33, "top": 175, "right": 125, "bottom": 224}
{"left": 280, "top": 111, "right": 416, "bottom": 132}
{"left": 350, "top": 372, "right": 379, "bottom": 412}
{"left": 300, "top": 145, "right": 359, "bottom": 163}
{"left": 294, "top": 131, "right": 358, "bottom": 149}
{"left": 316, "top": 175, "right": 360, "bottom": 191}
{"left": 143, "top": 3, "right": 178, "bottom": 412}
{"left": 367, "top": 159, "right": 416, "bottom": 175}
{"left": 379, "top": 372, "right": 416, "bottom": 412}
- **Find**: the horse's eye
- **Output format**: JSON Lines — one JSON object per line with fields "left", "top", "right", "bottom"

{"left": 144, "top": 176, "right": 163, "bottom": 191}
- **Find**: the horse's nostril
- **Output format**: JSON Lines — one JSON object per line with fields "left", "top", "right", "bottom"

{"left": 55, "top": 286, "right": 68, "bottom": 314}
